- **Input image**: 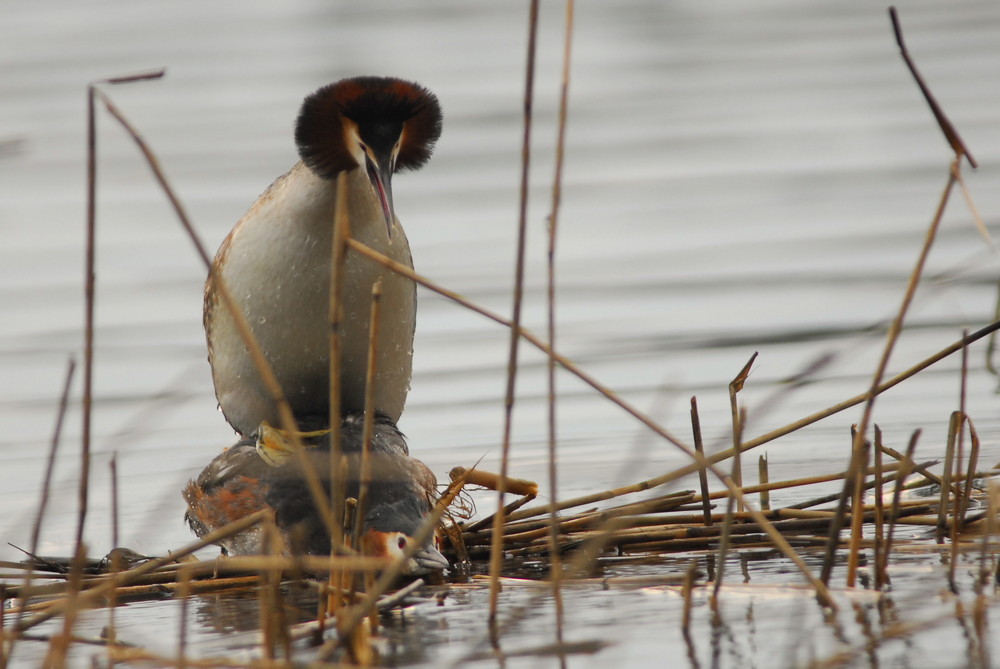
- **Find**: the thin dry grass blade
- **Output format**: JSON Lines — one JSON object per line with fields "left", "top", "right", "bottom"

{"left": 488, "top": 0, "right": 540, "bottom": 638}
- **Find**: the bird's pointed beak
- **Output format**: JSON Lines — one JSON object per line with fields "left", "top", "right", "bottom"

{"left": 365, "top": 151, "right": 396, "bottom": 238}
{"left": 411, "top": 543, "right": 450, "bottom": 574}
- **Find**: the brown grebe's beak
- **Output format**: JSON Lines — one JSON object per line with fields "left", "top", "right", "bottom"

{"left": 365, "top": 148, "right": 396, "bottom": 238}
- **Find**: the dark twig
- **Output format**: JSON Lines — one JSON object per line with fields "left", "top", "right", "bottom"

{"left": 489, "top": 0, "right": 540, "bottom": 640}
{"left": 889, "top": 7, "right": 977, "bottom": 168}
{"left": 691, "top": 397, "right": 713, "bottom": 526}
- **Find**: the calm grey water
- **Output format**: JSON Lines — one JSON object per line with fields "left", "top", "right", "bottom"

{"left": 2, "top": 0, "right": 1000, "bottom": 666}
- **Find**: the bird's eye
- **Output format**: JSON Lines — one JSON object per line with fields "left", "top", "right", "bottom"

{"left": 397, "top": 536, "right": 407, "bottom": 550}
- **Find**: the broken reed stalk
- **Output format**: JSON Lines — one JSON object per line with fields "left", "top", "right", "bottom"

{"left": 962, "top": 419, "right": 981, "bottom": 525}
{"left": 821, "top": 429, "right": 864, "bottom": 586}
{"left": 846, "top": 436, "right": 870, "bottom": 587}
{"left": 690, "top": 397, "right": 713, "bottom": 526}
{"left": 946, "top": 335, "right": 971, "bottom": 591}
{"left": 888, "top": 7, "right": 977, "bottom": 168}
{"left": 958, "top": 329, "right": 969, "bottom": 506}
{"left": 978, "top": 481, "right": 999, "bottom": 592}
{"left": 758, "top": 455, "right": 770, "bottom": 512}
{"left": 946, "top": 413, "right": 964, "bottom": 593}
{"left": 872, "top": 426, "right": 886, "bottom": 589}
{"left": 879, "top": 430, "right": 920, "bottom": 582}
{"left": 938, "top": 411, "right": 961, "bottom": 545}
{"left": 95, "top": 83, "right": 342, "bottom": 552}
{"left": 450, "top": 467, "right": 538, "bottom": 498}
{"left": 327, "top": 171, "right": 349, "bottom": 618}
{"left": 489, "top": 0, "right": 540, "bottom": 638}
{"left": 728, "top": 353, "right": 756, "bottom": 511}
{"left": 544, "top": 0, "right": 575, "bottom": 646}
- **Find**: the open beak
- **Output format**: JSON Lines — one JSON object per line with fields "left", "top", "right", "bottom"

{"left": 365, "top": 151, "right": 395, "bottom": 238}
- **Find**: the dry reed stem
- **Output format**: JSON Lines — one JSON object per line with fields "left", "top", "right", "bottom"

{"left": 962, "top": 419, "right": 982, "bottom": 525}
{"left": 846, "top": 432, "right": 871, "bottom": 586}
{"left": 825, "top": 433, "right": 865, "bottom": 585}
{"left": 758, "top": 455, "right": 770, "bottom": 512}
{"left": 946, "top": 413, "right": 964, "bottom": 593}
{"left": 40, "top": 542, "right": 86, "bottom": 669}
{"left": 544, "top": 0, "right": 575, "bottom": 650}
{"left": 351, "top": 282, "right": 381, "bottom": 563}
{"left": 691, "top": 397, "right": 713, "bottom": 526}
{"left": 938, "top": 411, "right": 961, "bottom": 544}
{"left": 880, "top": 431, "right": 920, "bottom": 581}
{"left": 978, "top": 481, "right": 999, "bottom": 591}
{"left": 106, "top": 452, "right": 120, "bottom": 662}
{"left": 728, "top": 353, "right": 756, "bottom": 508}
{"left": 711, "top": 467, "right": 739, "bottom": 610}
{"left": 326, "top": 171, "right": 350, "bottom": 618}
{"left": 488, "top": 0, "right": 540, "bottom": 639}
{"left": 681, "top": 558, "right": 698, "bottom": 633}
{"left": 873, "top": 427, "right": 886, "bottom": 589}
{"left": 448, "top": 467, "right": 538, "bottom": 497}
{"left": 889, "top": 7, "right": 976, "bottom": 168}
{"left": 361, "top": 281, "right": 382, "bottom": 635}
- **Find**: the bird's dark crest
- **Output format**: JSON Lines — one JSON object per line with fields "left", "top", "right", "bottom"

{"left": 295, "top": 76, "right": 442, "bottom": 180}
